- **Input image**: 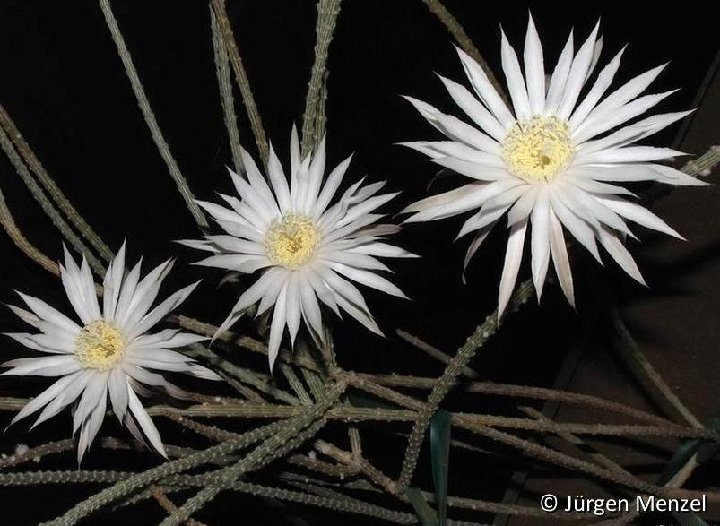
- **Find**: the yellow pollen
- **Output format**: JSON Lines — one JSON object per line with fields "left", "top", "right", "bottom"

{"left": 265, "top": 213, "right": 321, "bottom": 269}
{"left": 75, "top": 320, "right": 125, "bottom": 370}
{"left": 502, "top": 116, "right": 574, "bottom": 182}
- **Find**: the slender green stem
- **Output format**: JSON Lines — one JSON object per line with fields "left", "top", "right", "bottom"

{"left": 210, "top": 6, "right": 244, "bottom": 175}
{"left": 397, "top": 279, "right": 534, "bottom": 491}
{"left": 0, "top": 124, "right": 105, "bottom": 274}
{"left": 0, "top": 103, "right": 112, "bottom": 261}
{"left": 98, "top": 0, "right": 208, "bottom": 231}
{"left": 301, "top": 0, "right": 342, "bottom": 156}
{"left": 210, "top": 0, "right": 268, "bottom": 164}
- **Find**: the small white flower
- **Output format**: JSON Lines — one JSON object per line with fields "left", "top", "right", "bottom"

{"left": 3, "top": 244, "right": 220, "bottom": 462}
{"left": 402, "top": 15, "right": 704, "bottom": 314}
{"left": 182, "top": 128, "right": 413, "bottom": 369}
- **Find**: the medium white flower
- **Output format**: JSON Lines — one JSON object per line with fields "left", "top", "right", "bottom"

{"left": 3, "top": 244, "right": 220, "bottom": 462}
{"left": 182, "top": 128, "right": 412, "bottom": 369}
{"left": 402, "top": 15, "right": 703, "bottom": 314}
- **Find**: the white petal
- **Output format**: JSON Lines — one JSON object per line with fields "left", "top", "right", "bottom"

{"left": 9, "top": 372, "right": 82, "bottom": 426}
{"left": 327, "top": 263, "right": 407, "bottom": 298}
{"left": 577, "top": 63, "right": 667, "bottom": 131}
{"left": 129, "top": 281, "right": 200, "bottom": 339}
{"left": 102, "top": 242, "right": 126, "bottom": 320}
{"left": 215, "top": 269, "right": 284, "bottom": 337}
{"left": 498, "top": 217, "right": 528, "bottom": 316}
{"left": 573, "top": 90, "right": 677, "bottom": 143}
{"left": 77, "top": 386, "right": 107, "bottom": 464}
{"left": 455, "top": 46, "right": 515, "bottom": 127}
{"left": 595, "top": 196, "right": 683, "bottom": 238}
{"left": 524, "top": 14, "right": 545, "bottom": 115}
{"left": 285, "top": 274, "right": 302, "bottom": 347}
{"left": 267, "top": 283, "right": 288, "bottom": 372}
{"left": 298, "top": 276, "right": 323, "bottom": 337}
{"left": 548, "top": 190, "right": 602, "bottom": 262}
{"left": 16, "top": 291, "right": 80, "bottom": 334}
{"left": 267, "top": 142, "right": 292, "bottom": 213}
{"left": 544, "top": 30, "right": 574, "bottom": 114}
{"left": 530, "top": 190, "right": 551, "bottom": 299}
{"left": 548, "top": 210, "right": 575, "bottom": 306}
{"left": 576, "top": 146, "right": 682, "bottom": 164}
{"left": 507, "top": 185, "right": 539, "bottom": 227}
{"left": 438, "top": 75, "right": 507, "bottom": 141}
{"left": 72, "top": 373, "right": 108, "bottom": 433}
{"left": 500, "top": 29, "right": 531, "bottom": 120}
{"left": 3, "top": 355, "right": 80, "bottom": 377}
{"left": 569, "top": 46, "right": 626, "bottom": 129}
{"left": 432, "top": 157, "right": 509, "bottom": 182}
{"left": 597, "top": 228, "right": 646, "bottom": 285}
{"left": 404, "top": 96, "right": 500, "bottom": 154}
{"left": 113, "top": 258, "right": 143, "bottom": 326}
{"left": 314, "top": 155, "right": 353, "bottom": 216}
{"left": 127, "top": 385, "right": 167, "bottom": 457}
{"left": 302, "top": 137, "right": 326, "bottom": 213}
{"left": 557, "top": 21, "right": 600, "bottom": 119}
{"left": 108, "top": 368, "right": 129, "bottom": 422}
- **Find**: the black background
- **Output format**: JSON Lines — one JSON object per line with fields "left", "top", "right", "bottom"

{"left": 0, "top": 1, "right": 716, "bottom": 524}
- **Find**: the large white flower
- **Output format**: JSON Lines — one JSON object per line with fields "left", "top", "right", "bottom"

{"left": 182, "top": 128, "right": 412, "bottom": 369}
{"left": 3, "top": 244, "right": 220, "bottom": 462}
{"left": 402, "top": 15, "right": 703, "bottom": 315}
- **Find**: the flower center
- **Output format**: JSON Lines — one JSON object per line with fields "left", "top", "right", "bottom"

{"left": 75, "top": 320, "right": 125, "bottom": 370}
{"left": 265, "top": 213, "right": 321, "bottom": 269}
{"left": 502, "top": 116, "right": 574, "bottom": 182}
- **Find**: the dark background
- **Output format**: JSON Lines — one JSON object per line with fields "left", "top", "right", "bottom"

{"left": 0, "top": 1, "right": 717, "bottom": 524}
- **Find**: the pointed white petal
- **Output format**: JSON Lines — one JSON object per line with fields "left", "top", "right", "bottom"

{"left": 569, "top": 46, "right": 625, "bottom": 129}
{"left": 438, "top": 75, "right": 507, "bottom": 141}
{"left": 498, "top": 218, "right": 528, "bottom": 316}
{"left": 127, "top": 386, "right": 167, "bottom": 457}
{"left": 597, "top": 228, "right": 646, "bottom": 285}
{"left": 548, "top": 190, "right": 602, "bottom": 262}
{"left": 524, "top": 14, "right": 545, "bottom": 115}
{"left": 557, "top": 21, "right": 601, "bottom": 119}
{"left": 500, "top": 29, "right": 531, "bottom": 120}
{"left": 596, "top": 196, "right": 683, "bottom": 238}
{"left": 267, "top": 283, "right": 288, "bottom": 372}
{"left": 77, "top": 386, "right": 107, "bottom": 464}
{"left": 108, "top": 368, "right": 129, "bottom": 422}
{"left": 544, "top": 30, "right": 574, "bottom": 114}
{"left": 548, "top": 210, "right": 575, "bottom": 306}
{"left": 530, "top": 190, "right": 551, "bottom": 299}
{"left": 455, "top": 46, "right": 515, "bottom": 126}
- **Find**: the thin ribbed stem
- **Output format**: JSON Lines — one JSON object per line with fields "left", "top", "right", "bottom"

{"left": 301, "top": 0, "right": 342, "bottom": 156}
{"left": 210, "top": 0, "right": 268, "bottom": 164}
{"left": 98, "top": 0, "right": 208, "bottom": 231}
{"left": 210, "top": 6, "right": 244, "bottom": 175}
{"left": 0, "top": 103, "right": 112, "bottom": 261}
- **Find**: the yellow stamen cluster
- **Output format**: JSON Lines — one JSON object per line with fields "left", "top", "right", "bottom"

{"left": 503, "top": 116, "right": 574, "bottom": 182}
{"left": 75, "top": 320, "right": 125, "bottom": 370}
{"left": 265, "top": 213, "right": 321, "bottom": 269}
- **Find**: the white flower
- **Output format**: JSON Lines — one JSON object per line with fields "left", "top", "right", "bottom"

{"left": 3, "top": 244, "right": 220, "bottom": 462}
{"left": 402, "top": 15, "right": 703, "bottom": 315}
{"left": 182, "top": 128, "right": 412, "bottom": 369}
